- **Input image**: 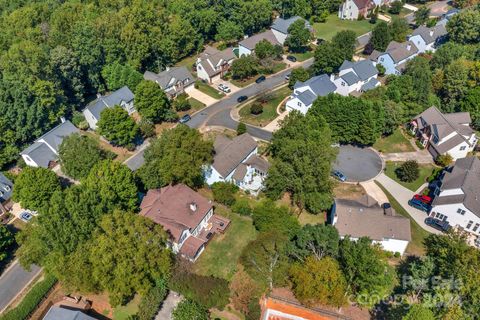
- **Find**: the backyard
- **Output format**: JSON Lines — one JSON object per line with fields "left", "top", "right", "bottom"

{"left": 195, "top": 81, "right": 225, "bottom": 99}
{"left": 384, "top": 161, "right": 437, "bottom": 192}
{"left": 314, "top": 14, "right": 375, "bottom": 40}
{"left": 373, "top": 128, "right": 415, "bottom": 153}
{"left": 238, "top": 86, "right": 291, "bottom": 127}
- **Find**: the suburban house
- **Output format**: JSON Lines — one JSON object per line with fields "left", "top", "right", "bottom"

{"left": 431, "top": 157, "right": 480, "bottom": 236}
{"left": 332, "top": 59, "right": 380, "bottom": 96}
{"left": 21, "top": 120, "right": 79, "bottom": 168}
{"left": 204, "top": 133, "right": 270, "bottom": 195}
{"left": 330, "top": 196, "right": 411, "bottom": 255}
{"left": 270, "top": 16, "right": 313, "bottom": 45}
{"left": 437, "top": 8, "right": 460, "bottom": 26}
{"left": 369, "top": 41, "right": 419, "bottom": 75}
{"left": 410, "top": 106, "right": 478, "bottom": 160}
{"left": 83, "top": 86, "right": 135, "bottom": 130}
{"left": 139, "top": 184, "right": 230, "bottom": 261}
{"left": 285, "top": 74, "right": 337, "bottom": 114}
{"left": 238, "top": 30, "right": 281, "bottom": 57}
{"left": 408, "top": 24, "right": 448, "bottom": 53}
{"left": 144, "top": 66, "right": 195, "bottom": 98}
{"left": 338, "top": 0, "right": 375, "bottom": 20}
{"left": 43, "top": 306, "right": 97, "bottom": 320}
{"left": 0, "top": 173, "right": 13, "bottom": 214}
{"left": 196, "top": 46, "right": 236, "bottom": 83}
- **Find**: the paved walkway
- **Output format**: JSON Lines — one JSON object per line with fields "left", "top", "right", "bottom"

{"left": 155, "top": 291, "right": 183, "bottom": 320}
{"left": 360, "top": 181, "right": 389, "bottom": 204}
{"left": 381, "top": 150, "right": 434, "bottom": 164}
{"left": 187, "top": 87, "right": 218, "bottom": 106}
{"left": 375, "top": 173, "right": 441, "bottom": 234}
{"left": 403, "top": 3, "right": 418, "bottom": 11}
{"left": 378, "top": 14, "right": 391, "bottom": 22}
{"left": 263, "top": 110, "right": 289, "bottom": 132}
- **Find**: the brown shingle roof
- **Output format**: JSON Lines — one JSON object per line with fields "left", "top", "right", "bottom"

{"left": 353, "top": 0, "right": 373, "bottom": 9}
{"left": 179, "top": 236, "right": 205, "bottom": 260}
{"left": 244, "top": 154, "right": 271, "bottom": 173}
{"left": 239, "top": 30, "right": 281, "bottom": 50}
{"left": 198, "top": 46, "right": 236, "bottom": 77}
{"left": 212, "top": 133, "right": 257, "bottom": 178}
{"left": 139, "top": 184, "right": 213, "bottom": 242}
{"left": 385, "top": 41, "right": 419, "bottom": 63}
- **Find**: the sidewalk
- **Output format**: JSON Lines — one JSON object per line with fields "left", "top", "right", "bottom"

{"left": 375, "top": 173, "right": 441, "bottom": 234}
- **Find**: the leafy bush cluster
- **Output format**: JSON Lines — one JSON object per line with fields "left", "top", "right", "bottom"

{"left": 211, "top": 182, "right": 239, "bottom": 206}
{"left": 137, "top": 280, "right": 168, "bottom": 320}
{"left": 250, "top": 103, "right": 264, "bottom": 115}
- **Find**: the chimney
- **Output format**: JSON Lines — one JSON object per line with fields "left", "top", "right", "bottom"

{"left": 406, "top": 43, "right": 412, "bottom": 51}
{"left": 429, "top": 30, "right": 434, "bottom": 37}
{"left": 189, "top": 202, "right": 197, "bottom": 212}
{"left": 60, "top": 116, "right": 66, "bottom": 123}
{"left": 330, "top": 74, "right": 335, "bottom": 81}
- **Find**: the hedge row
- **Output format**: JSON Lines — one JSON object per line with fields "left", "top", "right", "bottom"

{"left": 137, "top": 282, "right": 168, "bottom": 320}
{"left": 0, "top": 274, "right": 57, "bottom": 320}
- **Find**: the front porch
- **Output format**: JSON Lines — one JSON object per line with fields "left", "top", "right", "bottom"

{"left": 408, "top": 120, "right": 430, "bottom": 148}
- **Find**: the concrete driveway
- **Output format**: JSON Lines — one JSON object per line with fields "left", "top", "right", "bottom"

{"left": 212, "top": 79, "right": 242, "bottom": 95}
{"left": 375, "top": 173, "right": 441, "bottom": 234}
{"left": 155, "top": 291, "right": 183, "bottom": 320}
{"left": 333, "top": 145, "right": 383, "bottom": 182}
{"left": 187, "top": 87, "right": 218, "bottom": 106}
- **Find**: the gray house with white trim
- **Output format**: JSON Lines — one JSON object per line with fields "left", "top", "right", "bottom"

{"left": 285, "top": 74, "right": 337, "bottom": 114}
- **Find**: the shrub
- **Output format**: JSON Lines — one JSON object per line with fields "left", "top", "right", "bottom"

{"left": 137, "top": 280, "right": 168, "bottom": 320}
{"left": 435, "top": 154, "right": 453, "bottom": 167}
{"left": 1, "top": 275, "right": 57, "bottom": 320}
{"left": 250, "top": 103, "right": 263, "bottom": 115}
{"left": 427, "top": 167, "right": 443, "bottom": 183}
{"left": 237, "top": 122, "right": 247, "bottom": 135}
{"left": 388, "top": 1, "right": 403, "bottom": 14}
{"left": 139, "top": 119, "right": 156, "bottom": 139}
{"left": 394, "top": 252, "right": 401, "bottom": 258}
{"left": 211, "top": 182, "right": 238, "bottom": 206}
{"left": 232, "top": 198, "right": 252, "bottom": 216}
{"left": 71, "top": 111, "right": 86, "bottom": 128}
{"left": 173, "top": 93, "right": 191, "bottom": 112}
{"left": 172, "top": 299, "right": 209, "bottom": 320}
{"left": 376, "top": 63, "right": 386, "bottom": 76}
{"left": 415, "top": 140, "right": 425, "bottom": 149}
{"left": 395, "top": 160, "right": 419, "bottom": 182}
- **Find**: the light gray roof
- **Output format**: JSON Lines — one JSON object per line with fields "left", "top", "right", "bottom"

{"left": 0, "top": 173, "right": 13, "bottom": 202}
{"left": 411, "top": 24, "right": 448, "bottom": 45}
{"left": 294, "top": 74, "right": 337, "bottom": 97}
{"left": 86, "top": 86, "right": 134, "bottom": 120}
{"left": 21, "top": 121, "right": 79, "bottom": 168}
{"left": 239, "top": 30, "right": 281, "bottom": 50}
{"left": 232, "top": 163, "right": 247, "bottom": 182}
{"left": 43, "top": 306, "right": 97, "bottom": 320}
{"left": 271, "top": 16, "right": 312, "bottom": 34}
{"left": 340, "top": 60, "right": 378, "bottom": 81}
{"left": 212, "top": 133, "right": 257, "bottom": 178}
{"left": 341, "top": 71, "right": 360, "bottom": 86}
{"left": 144, "top": 67, "right": 195, "bottom": 95}
{"left": 361, "top": 77, "right": 380, "bottom": 91}
{"left": 334, "top": 197, "right": 411, "bottom": 242}
{"left": 296, "top": 90, "right": 317, "bottom": 106}
{"left": 433, "top": 157, "right": 480, "bottom": 216}
{"left": 385, "top": 41, "right": 419, "bottom": 63}
{"left": 245, "top": 154, "right": 270, "bottom": 173}
{"left": 198, "top": 46, "right": 236, "bottom": 77}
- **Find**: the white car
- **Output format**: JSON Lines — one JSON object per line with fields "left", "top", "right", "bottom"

{"left": 217, "top": 83, "right": 231, "bottom": 93}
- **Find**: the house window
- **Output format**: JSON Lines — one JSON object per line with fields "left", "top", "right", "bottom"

{"left": 435, "top": 212, "right": 445, "bottom": 220}
{"left": 457, "top": 208, "right": 466, "bottom": 215}
{"left": 460, "top": 146, "right": 466, "bottom": 151}
{"left": 467, "top": 220, "right": 473, "bottom": 229}
{"left": 380, "top": 57, "right": 384, "bottom": 62}
{"left": 298, "top": 102, "right": 302, "bottom": 107}
{"left": 474, "top": 224, "right": 480, "bottom": 232}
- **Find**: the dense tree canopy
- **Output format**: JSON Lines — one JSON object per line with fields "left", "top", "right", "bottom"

{"left": 289, "top": 224, "right": 339, "bottom": 261}
{"left": 0, "top": 224, "right": 13, "bottom": 262}
{"left": 135, "top": 80, "right": 175, "bottom": 123}
{"left": 447, "top": 9, "right": 480, "bottom": 44}
{"left": 285, "top": 19, "right": 311, "bottom": 53}
{"left": 252, "top": 199, "right": 301, "bottom": 238}
{"left": 172, "top": 299, "right": 209, "bottom": 320}
{"left": 97, "top": 106, "right": 139, "bottom": 147}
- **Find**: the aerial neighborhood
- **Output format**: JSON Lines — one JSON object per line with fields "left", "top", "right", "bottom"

{"left": 0, "top": 1, "right": 479, "bottom": 320}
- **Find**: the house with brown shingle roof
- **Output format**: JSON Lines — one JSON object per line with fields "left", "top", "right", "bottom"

{"left": 369, "top": 40, "right": 419, "bottom": 75}
{"left": 238, "top": 30, "right": 282, "bottom": 57}
{"left": 330, "top": 195, "right": 411, "bottom": 255}
{"left": 431, "top": 157, "right": 480, "bottom": 237}
{"left": 205, "top": 133, "right": 270, "bottom": 196}
{"left": 139, "top": 184, "right": 230, "bottom": 261}
{"left": 408, "top": 24, "right": 448, "bottom": 53}
{"left": 196, "top": 46, "right": 236, "bottom": 83}
{"left": 410, "top": 106, "right": 477, "bottom": 160}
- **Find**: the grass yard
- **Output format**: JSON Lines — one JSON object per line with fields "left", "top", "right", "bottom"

{"left": 82, "top": 131, "right": 133, "bottom": 163}
{"left": 291, "top": 49, "right": 315, "bottom": 61}
{"left": 188, "top": 97, "right": 206, "bottom": 111}
{"left": 230, "top": 77, "right": 257, "bottom": 88}
{"left": 113, "top": 294, "right": 141, "bottom": 320}
{"left": 195, "top": 81, "right": 225, "bottom": 99}
{"left": 375, "top": 182, "right": 428, "bottom": 256}
{"left": 269, "top": 62, "right": 287, "bottom": 74}
{"left": 239, "top": 86, "right": 291, "bottom": 127}
{"left": 193, "top": 206, "right": 257, "bottom": 280}
{"left": 314, "top": 14, "right": 375, "bottom": 40}
{"left": 384, "top": 161, "right": 437, "bottom": 192}
{"left": 174, "top": 54, "right": 198, "bottom": 69}
{"left": 298, "top": 211, "right": 325, "bottom": 226}
{"left": 373, "top": 128, "right": 415, "bottom": 153}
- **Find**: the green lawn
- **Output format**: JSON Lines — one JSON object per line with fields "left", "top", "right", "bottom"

{"left": 269, "top": 62, "right": 287, "bottom": 74}
{"left": 113, "top": 294, "right": 141, "bottom": 320}
{"left": 174, "top": 54, "right": 198, "bottom": 69}
{"left": 375, "top": 182, "right": 428, "bottom": 256}
{"left": 314, "top": 14, "right": 376, "bottom": 40}
{"left": 298, "top": 211, "right": 325, "bottom": 226}
{"left": 291, "top": 49, "right": 315, "bottom": 62}
{"left": 193, "top": 206, "right": 257, "bottom": 281}
{"left": 195, "top": 81, "right": 225, "bottom": 99}
{"left": 188, "top": 97, "right": 206, "bottom": 111}
{"left": 239, "top": 86, "right": 292, "bottom": 127}
{"left": 230, "top": 77, "right": 257, "bottom": 88}
{"left": 385, "top": 161, "right": 437, "bottom": 192}
{"left": 373, "top": 128, "right": 415, "bottom": 153}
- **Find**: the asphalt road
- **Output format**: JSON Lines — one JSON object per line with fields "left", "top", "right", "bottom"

{"left": 0, "top": 260, "right": 41, "bottom": 313}
{"left": 187, "top": 58, "right": 314, "bottom": 141}
{"left": 333, "top": 145, "right": 383, "bottom": 182}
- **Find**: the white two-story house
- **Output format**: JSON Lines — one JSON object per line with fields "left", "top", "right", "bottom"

{"left": 411, "top": 106, "right": 478, "bottom": 160}
{"left": 204, "top": 133, "right": 270, "bottom": 196}
{"left": 140, "top": 184, "right": 230, "bottom": 262}
{"left": 431, "top": 157, "right": 480, "bottom": 236}
{"left": 408, "top": 24, "right": 448, "bottom": 53}
{"left": 338, "top": 0, "right": 375, "bottom": 20}
{"left": 333, "top": 60, "right": 380, "bottom": 96}
{"left": 196, "top": 46, "right": 236, "bottom": 83}
{"left": 83, "top": 86, "right": 135, "bottom": 130}
{"left": 285, "top": 74, "right": 337, "bottom": 114}
{"left": 369, "top": 41, "right": 419, "bottom": 75}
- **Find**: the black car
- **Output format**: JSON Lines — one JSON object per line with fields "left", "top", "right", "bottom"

{"left": 255, "top": 75, "right": 266, "bottom": 83}
{"left": 425, "top": 217, "right": 451, "bottom": 232}
{"left": 179, "top": 114, "right": 191, "bottom": 124}
{"left": 286, "top": 55, "right": 297, "bottom": 62}
{"left": 237, "top": 95, "right": 248, "bottom": 103}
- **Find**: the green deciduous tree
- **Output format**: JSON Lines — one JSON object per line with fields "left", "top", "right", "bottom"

{"left": 12, "top": 167, "right": 61, "bottom": 211}
{"left": 289, "top": 256, "right": 347, "bottom": 307}
{"left": 447, "top": 9, "right": 480, "bottom": 44}
{"left": 289, "top": 224, "right": 339, "bottom": 261}
{"left": 102, "top": 62, "right": 143, "bottom": 92}
{"left": 331, "top": 30, "right": 357, "bottom": 61}
{"left": 138, "top": 125, "right": 213, "bottom": 189}
{"left": 211, "top": 182, "right": 238, "bottom": 206}
{"left": 137, "top": 280, "right": 168, "bottom": 320}
{"left": 402, "top": 304, "right": 435, "bottom": 320}
{"left": 252, "top": 199, "right": 301, "bottom": 238}
{"left": 370, "top": 21, "right": 391, "bottom": 51}
{"left": 135, "top": 80, "right": 174, "bottom": 123}
{"left": 405, "top": 56, "right": 433, "bottom": 106}
{"left": 312, "top": 41, "right": 343, "bottom": 74}
{"left": 97, "top": 105, "right": 139, "bottom": 147}
{"left": 215, "top": 20, "right": 244, "bottom": 43}
{"left": 0, "top": 224, "right": 13, "bottom": 262}
{"left": 255, "top": 40, "right": 279, "bottom": 60}
{"left": 285, "top": 19, "right": 311, "bottom": 53}
{"left": 231, "top": 55, "right": 259, "bottom": 79}
{"left": 390, "top": 18, "right": 410, "bottom": 43}
{"left": 414, "top": 6, "right": 431, "bottom": 26}
{"left": 288, "top": 67, "right": 310, "bottom": 88}
{"left": 396, "top": 160, "right": 419, "bottom": 182}
{"left": 172, "top": 299, "right": 209, "bottom": 320}
{"left": 59, "top": 133, "right": 106, "bottom": 180}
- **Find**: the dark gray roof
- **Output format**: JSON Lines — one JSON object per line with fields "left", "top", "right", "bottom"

{"left": 271, "top": 16, "right": 312, "bottom": 34}
{"left": 43, "top": 306, "right": 97, "bottom": 320}
{"left": 0, "top": 173, "right": 13, "bottom": 202}
{"left": 294, "top": 74, "right": 337, "bottom": 97}
{"left": 296, "top": 90, "right": 317, "bottom": 106}
{"left": 341, "top": 71, "right": 360, "bottom": 86}
{"left": 361, "top": 77, "right": 380, "bottom": 91}
{"left": 411, "top": 24, "right": 447, "bottom": 45}
{"left": 433, "top": 157, "right": 480, "bottom": 216}
{"left": 244, "top": 154, "right": 270, "bottom": 173}
{"left": 212, "top": 133, "right": 257, "bottom": 178}
{"left": 351, "top": 60, "right": 378, "bottom": 80}
{"left": 239, "top": 30, "right": 281, "bottom": 50}
{"left": 21, "top": 121, "right": 79, "bottom": 168}
{"left": 86, "top": 86, "right": 134, "bottom": 119}
{"left": 144, "top": 67, "right": 195, "bottom": 95}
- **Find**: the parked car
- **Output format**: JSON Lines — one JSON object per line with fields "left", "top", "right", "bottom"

{"left": 179, "top": 114, "right": 191, "bottom": 124}
{"left": 413, "top": 194, "right": 432, "bottom": 204}
{"left": 408, "top": 198, "right": 431, "bottom": 212}
{"left": 20, "top": 211, "right": 32, "bottom": 222}
{"left": 425, "top": 217, "right": 451, "bottom": 232}
{"left": 332, "top": 170, "right": 347, "bottom": 182}
{"left": 285, "top": 73, "right": 291, "bottom": 80}
{"left": 255, "top": 75, "right": 266, "bottom": 83}
{"left": 237, "top": 95, "right": 248, "bottom": 103}
{"left": 286, "top": 55, "right": 297, "bottom": 62}
{"left": 217, "top": 83, "right": 231, "bottom": 93}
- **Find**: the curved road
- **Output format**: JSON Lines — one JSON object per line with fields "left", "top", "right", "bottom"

{"left": 187, "top": 58, "right": 314, "bottom": 141}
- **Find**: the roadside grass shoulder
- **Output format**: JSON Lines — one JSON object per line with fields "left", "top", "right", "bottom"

{"left": 384, "top": 161, "right": 437, "bottom": 192}
{"left": 373, "top": 128, "right": 415, "bottom": 153}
